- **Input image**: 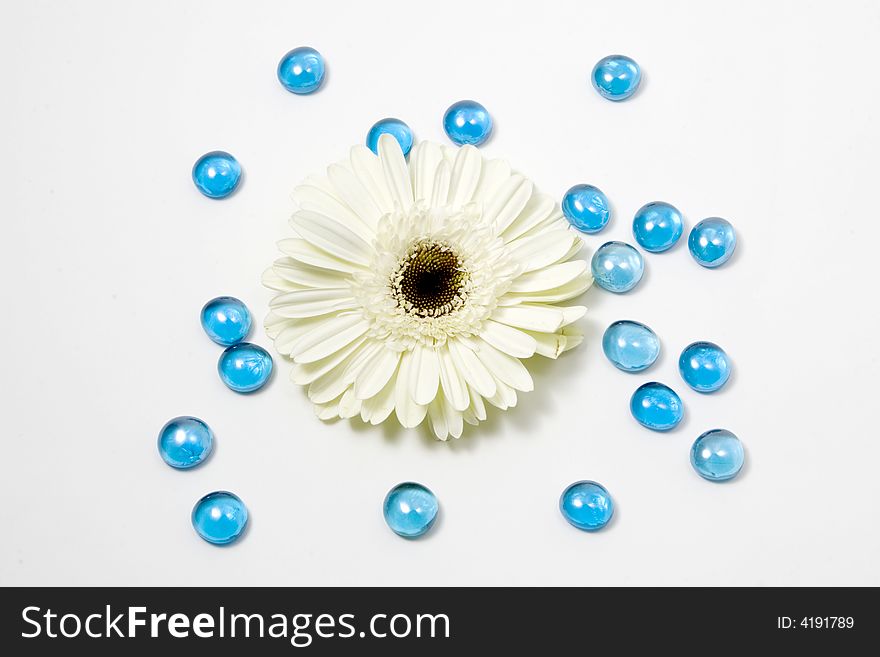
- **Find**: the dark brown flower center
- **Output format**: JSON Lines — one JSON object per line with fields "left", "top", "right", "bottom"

{"left": 394, "top": 242, "right": 469, "bottom": 317}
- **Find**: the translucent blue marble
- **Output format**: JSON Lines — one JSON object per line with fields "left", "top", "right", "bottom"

{"left": 277, "top": 46, "right": 325, "bottom": 94}
{"left": 559, "top": 481, "right": 614, "bottom": 531}
{"left": 383, "top": 482, "right": 438, "bottom": 538}
{"left": 562, "top": 184, "right": 611, "bottom": 233}
{"left": 691, "top": 429, "right": 744, "bottom": 481}
{"left": 192, "top": 491, "right": 248, "bottom": 545}
{"left": 192, "top": 151, "right": 242, "bottom": 199}
{"left": 200, "top": 296, "right": 252, "bottom": 346}
{"left": 591, "top": 241, "right": 644, "bottom": 293}
{"left": 367, "top": 118, "right": 414, "bottom": 157}
{"left": 632, "top": 201, "right": 684, "bottom": 252}
{"left": 679, "top": 341, "right": 731, "bottom": 393}
{"left": 591, "top": 55, "right": 641, "bottom": 101}
{"left": 689, "top": 217, "right": 737, "bottom": 268}
{"left": 218, "top": 343, "right": 273, "bottom": 393}
{"left": 157, "top": 416, "right": 213, "bottom": 469}
{"left": 630, "top": 382, "right": 683, "bottom": 431}
{"left": 602, "top": 320, "right": 660, "bottom": 372}
{"left": 443, "top": 100, "right": 493, "bottom": 146}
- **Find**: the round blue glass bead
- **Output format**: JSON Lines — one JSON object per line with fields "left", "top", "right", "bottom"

{"left": 630, "top": 382, "right": 683, "bottom": 431}
{"left": 192, "top": 151, "right": 241, "bottom": 199}
{"left": 559, "top": 481, "right": 614, "bottom": 531}
{"left": 218, "top": 343, "right": 273, "bottom": 393}
{"left": 157, "top": 416, "right": 213, "bottom": 469}
{"left": 691, "top": 429, "right": 744, "bottom": 481}
{"left": 367, "top": 118, "right": 414, "bottom": 157}
{"left": 277, "top": 46, "right": 325, "bottom": 94}
{"left": 679, "top": 341, "right": 731, "bottom": 393}
{"left": 591, "top": 241, "right": 644, "bottom": 293}
{"left": 602, "top": 320, "right": 660, "bottom": 372}
{"left": 689, "top": 217, "right": 737, "bottom": 268}
{"left": 383, "top": 482, "right": 438, "bottom": 538}
{"left": 192, "top": 491, "right": 248, "bottom": 545}
{"left": 562, "top": 184, "right": 611, "bottom": 233}
{"left": 443, "top": 100, "right": 493, "bottom": 146}
{"left": 591, "top": 55, "right": 641, "bottom": 101}
{"left": 632, "top": 201, "right": 684, "bottom": 252}
{"left": 200, "top": 296, "right": 252, "bottom": 346}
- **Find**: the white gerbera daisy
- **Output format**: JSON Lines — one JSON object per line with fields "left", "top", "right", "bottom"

{"left": 263, "top": 134, "right": 591, "bottom": 440}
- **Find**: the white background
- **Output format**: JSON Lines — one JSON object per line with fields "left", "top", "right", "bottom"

{"left": 2, "top": 0, "right": 878, "bottom": 586}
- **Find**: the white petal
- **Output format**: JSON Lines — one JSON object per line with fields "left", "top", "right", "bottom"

{"left": 472, "top": 158, "right": 512, "bottom": 203}
{"left": 291, "top": 314, "right": 370, "bottom": 364}
{"left": 308, "top": 356, "right": 356, "bottom": 404}
{"left": 430, "top": 160, "right": 452, "bottom": 208}
{"left": 410, "top": 343, "right": 441, "bottom": 405}
{"left": 327, "top": 163, "right": 384, "bottom": 229}
{"left": 378, "top": 134, "right": 413, "bottom": 209}
{"left": 469, "top": 385, "right": 487, "bottom": 421}
{"left": 438, "top": 345, "right": 469, "bottom": 411}
{"left": 394, "top": 350, "right": 428, "bottom": 428}
{"left": 354, "top": 347, "right": 402, "bottom": 400}
{"left": 314, "top": 397, "right": 342, "bottom": 421}
{"left": 501, "top": 194, "right": 556, "bottom": 242}
{"left": 491, "top": 304, "right": 564, "bottom": 332}
{"left": 362, "top": 368, "right": 398, "bottom": 425}
{"left": 507, "top": 229, "right": 578, "bottom": 273}
{"left": 292, "top": 183, "right": 374, "bottom": 242}
{"left": 277, "top": 238, "right": 365, "bottom": 274}
{"left": 338, "top": 387, "right": 361, "bottom": 419}
{"left": 486, "top": 377, "right": 518, "bottom": 409}
{"left": 269, "top": 288, "right": 358, "bottom": 318}
{"left": 502, "top": 271, "right": 592, "bottom": 304}
{"left": 341, "top": 340, "right": 385, "bottom": 384}
{"left": 509, "top": 260, "right": 587, "bottom": 293}
{"left": 262, "top": 267, "right": 302, "bottom": 292}
{"left": 291, "top": 211, "right": 373, "bottom": 266}
{"left": 471, "top": 339, "right": 534, "bottom": 392}
{"left": 271, "top": 314, "right": 336, "bottom": 354}
{"left": 443, "top": 395, "right": 464, "bottom": 439}
{"left": 349, "top": 145, "right": 394, "bottom": 216}
{"left": 291, "top": 336, "right": 368, "bottom": 385}
{"left": 448, "top": 145, "right": 481, "bottom": 208}
{"left": 558, "top": 305, "right": 587, "bottom": 326}
{"left": 447, "top": 339, "right": 496, "bottom": 398}
{"left": 411, "top": 141, "right": 444, "bottom": 205}
{"left": 272, "top": 258, "right": 350, "bottom": 289}
{"left": 427, "top": 396, "right": 448, "bottom": 440}
{"left": 480, "top": 319, "right": 538, "bottom": 358}
{"left": 483, "top": 174, "right": 533, "bottom": 233}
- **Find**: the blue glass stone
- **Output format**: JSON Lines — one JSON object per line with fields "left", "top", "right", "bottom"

{"left": 200, "top": 296, "right": 252, "bottom": 346}
{"left": 383, "top": 482, "right": 438, "bottom": 538}
{"left": 192, "top": 151, "right": 242, "bottom": 199}
{"left": 632, "top": 201, "right": 684, "bottom": 252}
{"left": 218, "top": 342, "right": 273, "bottom": 393}
{"left": 602, "top": 320, "right": 660, "bottom": 372}
{"left": 277, "top": 46, "right": 325, "bottom": 94}
{"left": 562, "top": 184, "right": 611, "bottom": 233}
{"left": 367, "top": 118, "right": 414, "bottom": 157}
{"left": 630, "top": 382, "right": 683, "bottom": 431}
{"left": 192, "top": 491, "right": 248, "bottom": 545}
{"left": 691, "top": 429, "right": 744, "bottom": 481}
{"left": 591, "top": 241, "right": 644, "bottom": 293}
{"left": 157, "top": 416, "right": 213, "bottom": 469}
{"left": 679, "top": 341, "right": 731, "bottom": 393}
{"left": 443, "top": 100, "right": 493, "bottom": 146}
{"left": 591, "top": 54, "right": 641, "bottom": 101}
{"left": 559, "top": 481, "right": 614, "bottom": 531}
{"left": 689, "top": 217, "right": 737, "bottom": 268}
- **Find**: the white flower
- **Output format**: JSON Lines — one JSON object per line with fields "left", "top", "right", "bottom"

{"left": 264, "top": 135, "right": 591, "bottom": 440}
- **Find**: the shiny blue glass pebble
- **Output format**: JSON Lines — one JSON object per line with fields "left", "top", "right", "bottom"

{"left": 366, "top": 118, "right": 414, "bottom": 157}
{"left": 591, "top": 54, "right": 641, "bottom": 101}
{"left": 157, "top": 416, "right": 213, "bottom": 469}
{"left": 559, "top": 481, "right": 614, "bottom": 531}
{"left": 632, "top": 201, "right": 684, "bottom": 252}
{"left": 562, "top": 184, "right": 611, "bottom": 233}
{"left": 383, "top": 482, "right": 438, "bottom": 538}
{"left": 443, "top": 100, "right": 493, "bottom": 146}
{"left": 688, "top": 217, "right": 737, "bottom": 268}
{"left": 200, "top": 296, "right": 252, "bottom": 346}
{"left": 192, "top": 151, "right": 242, "bottom": 199}
{"left": 602, "top": 320, "right": 660, "bottom": 372}
{"left": 679, "top": 341, "right": 731, "bottom": 393}
{"left": 591, "top": 241, "right": 644, "bottom": 293}
{"left": 277, "top": 46, "right": 325, "bottom": 94}
{"left": 630, "top": 382, "right": 683, "bottom": 431}
{"left": 192, "top": 491, "right": 248, "bottom": 545}
{"left": 218, "top": 343, "right": 273, "bottom": 393}
{"left": 691, "top": 429, "right": 744, "bottom": 481}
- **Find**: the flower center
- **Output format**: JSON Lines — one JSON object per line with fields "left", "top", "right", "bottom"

{"left": 392, "top": 241, "right": 469, "bottom": 318}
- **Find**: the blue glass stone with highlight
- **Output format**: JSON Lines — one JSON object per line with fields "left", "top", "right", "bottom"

{"left": 277, "top": 46, "right": 325, "bottom": 94}
{"left": 689, "top": 217, "right": 737, "bottom": 268}
{"left": 560, "top": 481, "right": 614, "bottom": 531}
{"left": 562, "top": 184, "right": 611, "bottom": 233}
{"left": 591, "top": 55, "right": 641, "bottom": 101}
{"left": 201, "top": 296, "right": 252, "bottom": 346}
{"left": 602, "top": 320, "right": 660, "bottom": 372}
{"left": 218, "top": 343, "right": 273, "bottom": 393}
{"left": 383, "top": 482, "right": 438, "bottom": 538}
{"left": 192, "top": 491, "right": 248, "bottom": 545}
{"left": 679, "top": 341, "right": 730, "bottom": 393}
{"left": 192, "top": 151, "right": 242, "bottom": 199}
{"left": 367, "top": 118, "right": 414, "bottom": 157}
{"left": 443, "top": 100, "right": 493, "bottom": 146}
{"left": 157, "top": 416, "right": 213, "bottom": 469}
{"left": 632, "top": 201, "right": 684, "bottom": 252}
{"left": 691, "top": 429, "right": 744, "bottom": 481}
{"left": 591, "top": 241, "right": 644, "bottom": 293}
{"left": 630, "top": 382, "right": 683, "bottom": 431}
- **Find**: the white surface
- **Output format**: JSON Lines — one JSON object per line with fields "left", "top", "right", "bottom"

{"left": 2, "top": 0, "right": 878, "bottom": 586}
